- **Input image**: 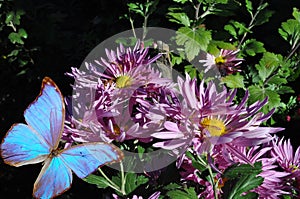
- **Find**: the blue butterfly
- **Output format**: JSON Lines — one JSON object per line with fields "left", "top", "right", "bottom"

{"left": 1, "top": 77, "right": 123, "bottom": 198}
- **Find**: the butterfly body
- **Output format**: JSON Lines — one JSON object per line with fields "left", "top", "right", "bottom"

{"left": 1, "top": 77, "right": 123, "bottom": 198}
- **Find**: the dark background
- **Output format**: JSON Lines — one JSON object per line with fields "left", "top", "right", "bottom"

{"left": 0, "top": 0, "right": 299, "bottom": 198}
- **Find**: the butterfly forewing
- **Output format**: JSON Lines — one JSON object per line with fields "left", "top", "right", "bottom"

{"left": 24, "top": 77, "right": 65, "bottom": 149}
{"left": 59, "top": 143, "right": 123, "bottom": 179}
{"left": 1, "top": 123, "right": 50, "bottom": 167}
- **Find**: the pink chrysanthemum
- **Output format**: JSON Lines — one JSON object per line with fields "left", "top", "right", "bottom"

{"left": 271, "top": 137, "right": 300, "bottom": 177}
{"left": 212, "top": 145, "right": 289, "bottom": 198}
{"left": 152, "top": 74, "right": 283, "bottom": 157}
{"left": 271, "top": 137, "right": 300, "bottom": 196}
{"left": 66, "top": 41, "right": 173, "bottom": 142}
{"left": 199, "top": 49, "right": 243, "bottom": 76}
{"left": 93, "top": 41, "right": 170, "bottom": 97}
{"left": 232, "top": 146, "right": 289, "bottom": 199}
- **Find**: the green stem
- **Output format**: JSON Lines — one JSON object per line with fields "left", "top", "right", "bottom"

{"left": 197, "top": 154, "right": 218, "bottom": 199}
{"left": 142, "top": 15, "right": 148, "bottom": 40}
{"left": 285, "top": 41, "right": 300, "bottom": 61}
{"left": 120, "top": 161, "right": 126, "bottom": 195}
{"left": 195, "top": 3, "right": 201, "bottom": 21}
{"left": 238, "top": 0, "right": 264, "bottom": 48}
{"left": 129, "top": 17, "right": 137, "bottom": 38}
{"left": 207, "top": 163, "right": 218, "bottom": 199}
{"left": 98, "top": 167, "right": 122, "bottom": 193}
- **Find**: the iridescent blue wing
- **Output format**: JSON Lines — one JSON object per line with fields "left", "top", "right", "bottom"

{"left": 32, "top": 143, "right": 122, "bottom": 198}
{"left": 1, "top": 77, "right": 65, "bottom": 167}
{"left": 24, "top": 77, "right": 65, "bottom": 149}
{"left": 33, "top": 157, "right": 72, "bottom": 199}
{"left": 0, "top": 123, "right": 50, "bottom": 166}
{"left": 59, "top": 142, "right": 123, "bottom": 178}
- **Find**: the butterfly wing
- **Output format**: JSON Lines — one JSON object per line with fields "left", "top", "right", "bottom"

{"left": 32, "top": 143, "right": 122, "bottom": 198}
{"left": 24, "top": 77, "right": 65, "bottom": 149}
{"left": 59, "top": 142, "right": 123, "bottom": 178}
{"left": 33, "top": 157, "right": 72, "bottom": 199}
{"left": 1, "top": 123, "right": 50, "bottom": 166}
{"left": 1, "top": 77, "right": 65, "bottom": 166}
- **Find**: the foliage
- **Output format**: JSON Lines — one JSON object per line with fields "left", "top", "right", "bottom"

{"left": 0, "top": 0, "right": 34, "bottom": 75}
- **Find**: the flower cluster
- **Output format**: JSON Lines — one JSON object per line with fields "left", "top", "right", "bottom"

{"left": 65, "top": 41, "right": 299, "bottom": 198}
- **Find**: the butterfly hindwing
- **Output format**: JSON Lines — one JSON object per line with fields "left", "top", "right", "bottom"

{"left": 59, "top": 142, "right": 123, "bottom": 178}
{"left": 1, "top": 123, "right": 50, "bottom": 167}
{"left": 24, "top": 77, "right": 65, "bottom": 149}
{"left": 33, "top": 142, "right": 123, "bottom": 198}
{"left": 33, "top": 156, "right": 73, "bottom": 199}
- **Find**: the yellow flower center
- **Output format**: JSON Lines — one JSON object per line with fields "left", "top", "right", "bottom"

{"left": 289, "top": 164, "right": 299, "bottom": 173}
{"left": 200, "top": 118, "right": 226, "bottom": 137}
{"left": 115, "top": 75, "right": 132, "bottom": 88}
{"left": 215, "top": 56, "right": 226, "bottom": 65}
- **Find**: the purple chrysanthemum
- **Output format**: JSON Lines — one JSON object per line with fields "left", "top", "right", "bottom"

{"left": 152, "top": 74, "right": 283, "bottom": 157}
{"left": 212, "top": 144, "right": 289, "bottom": 198}
{"left": 66, "top": 41, "right": 174, "bottom": 142}
{"left": 93, "top": 41, "right": 169, "bottom": 96}
{"left": 199, "top": 49, "right": 243, "bottom": 76}
{"left": 271, "top": 137, "right": 300, "bottom": 196}
{"left": 232, "top": 146, "right": 289, "bottom": 199}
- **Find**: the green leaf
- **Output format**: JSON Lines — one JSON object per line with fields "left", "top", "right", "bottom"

{"left": 223, "top": 162, "right": 263, "bottom": 199}
{"left": 167, "top": 11, "right": 190, "bottom": 26}
{"left": 137, "top": 145, "right": 145, "bottom": 159}
{"left": 176, "top": 27, "right": 211, "bottom": 61}
{"left": 16, "top": 9, "right": 25, "bottom": 16}
{"left": 16, "top": 69, "right": 29, "bottom": 76}
{"left": 267, "top": 75, "right": 287, "bottom": 85}
{"left": 233, "top": 21, "right": 249, "bottom": 35}
{"left": 206, "top": 0, "right": 228, "bottom": 3}
{"left": 167, "top": 187, "right": 198, "bottom": 199}
{"left": 5, "top": 11, "right": 14, "bottom": 24}
{"left": 184, "top": 65, "right": 197, "bottom": 79}
{"left": 224, "top": 162, "right": 262, "bottom": 179}
{"left": 170, "top": 53, "right": 184, "bottom": 65}
{"left": 163, "top": 183, "right": 182, "bottom": 190}
{"left": 255, "top": 9, "right": 274, "bottom": 26}
{"left": 18, "top": 28, "right": 27, "bottom": 38}
{"left": 245, "top": 0, "right": 253, "bottom": 14}
{"left": 83, "top": 174, "right": 110, "bottom": 189}
{"left": 277, "top": 86, "right": 294, "bottom": 94}
{"left": 242, "top": 39, "right": 265, "bottom": 56}
{"left": 248, "top": 85, "right": 281, "bottom": 112}
{"left": 124, "top": 173, "right": 149, "bottom": 195}
{"left": 191, "top": 159, "right": 207, "bottom": 172}
{"left": 227, "top": 175, "right": 263, "bottom": 199}
{"left": 292, "top": 7, "right": 300, "bottom": 22}
{"left": 8, "top": 32, "right": 24, "bottom": 44}
{"left": 7, "top": 49, "right": 19, "bottom": 57}
{"left": 282, "top": 194, "right": 293, "bottom": 199}
{"left": 207, "top": 40, "right": 236, "bottom": 55}
{"left": 255, "top": 52, "right": 282, "bottom": 82}
{"left": 224, "top": 20, "right": 250, "bottom": 38}
{"left": 278, "top": 18, "right": 300, "bottom": 46}
{"left": 128, "top": 3, "right": 144, "bottom": 16}
{"left": 257, "top": 2, "right": 268, "bottom": 11}
{"left": 172, "top": 0, "right": 189, "bottom": 3}
{"left": 221, "top": 73, "right": 245, "bottom": 89}
{"left": 224, "top": 24, "right": 237, "bottom": 39}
